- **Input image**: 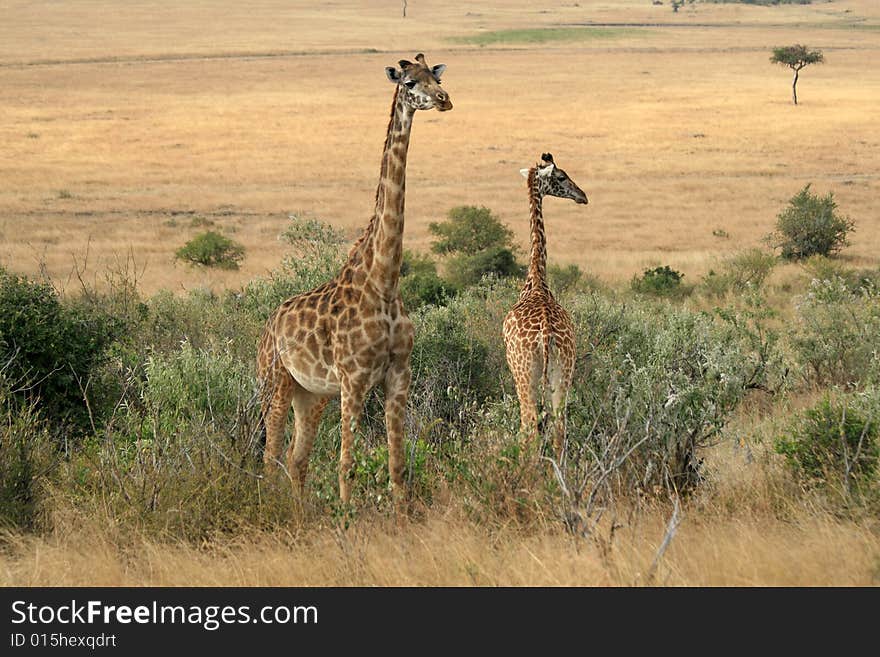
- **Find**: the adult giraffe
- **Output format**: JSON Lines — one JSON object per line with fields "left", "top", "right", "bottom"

{"left": 257, "top": 54, "right": 452, "bottom": 504}
{"left": 503, "top": 153, "right": 588, "bottom": 458}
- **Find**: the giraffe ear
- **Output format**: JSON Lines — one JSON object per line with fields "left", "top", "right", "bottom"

{"left": 519, "top": 168, "right": 530, "bottom": 178}
{"left": 385, "top": 67, "right": 402, "bottom": 83}
{"left": 431, "top": 64, "right": 446, "bottom": 81}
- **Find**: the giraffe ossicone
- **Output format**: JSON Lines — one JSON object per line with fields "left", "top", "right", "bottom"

{"left": 257, "top": 54, "right": 452, "bottom": 507}
{"left": 503, "top": 153, "right": 588, "bottom": 459}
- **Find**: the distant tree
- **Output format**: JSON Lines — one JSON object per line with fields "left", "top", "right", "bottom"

{"left": 429, "top": 206, "right": 524, "bottom": 287}
{"left": 770, "top": 44, "right": 824, "bottom": 105}
{"left": 175, "top": 231, "right": 245, "bottom": 270}
{"left": 429, "top": 206, "right": 514, "bottom": 257}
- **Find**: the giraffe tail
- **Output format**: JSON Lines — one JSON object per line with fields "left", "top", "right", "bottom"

{"left": 256, "top": 324, "right": 277, "bottom": 452}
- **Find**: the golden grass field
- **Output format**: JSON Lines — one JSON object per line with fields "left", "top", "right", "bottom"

{"left": 2, "top": 1, "right": 880, "bottom": 586}
{"left": 2, "top": 0, "right": 878, "bottom": 294}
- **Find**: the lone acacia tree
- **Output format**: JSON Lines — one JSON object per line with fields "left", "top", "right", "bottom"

{"left": 770, "top": 45, "right": 824, "bottom": 105}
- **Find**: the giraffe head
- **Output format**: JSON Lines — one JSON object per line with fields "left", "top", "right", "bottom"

{"left": 385, "top": 53, "right": 452, "bottom": 112}
{"left": 520, "top": 153, "right": 588, "bottom": 205}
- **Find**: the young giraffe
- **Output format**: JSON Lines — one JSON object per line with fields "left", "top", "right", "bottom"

{"left": 503, "top": 153, "right": 588, "bottom": 457}
{"left": 257, "top": 54, "right": 452, "bottom": 505}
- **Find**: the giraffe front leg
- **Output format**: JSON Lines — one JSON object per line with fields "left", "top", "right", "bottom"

{"left": 384, "top": 351, "right": 412, "bottom": 508}
{"left": 339, "top": 375, "right": 368, "bottom": 505}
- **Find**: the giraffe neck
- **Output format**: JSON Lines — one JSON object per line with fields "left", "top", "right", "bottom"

{"left": 347, "top": 87, "right": 414, "bottom": 300}
{"left": 523, "top": 168, "right": 549, "bottom": 297}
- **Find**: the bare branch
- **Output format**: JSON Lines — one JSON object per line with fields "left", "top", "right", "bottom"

{"left": 645, "top": 496, "right": 682, "bottom": 584}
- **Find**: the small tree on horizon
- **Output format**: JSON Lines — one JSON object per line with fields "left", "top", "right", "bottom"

{"left": 770, "top": 44, "right": 824, "bottom": 105}
{"left": 175, "top": 231, "right": 245, "bottom": 270}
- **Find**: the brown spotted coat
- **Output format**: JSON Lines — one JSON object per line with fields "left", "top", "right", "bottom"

{"left": 257, "top": 54, "right": 451, "bottom": 504}
{"left": 502, "top": 153, "right": 588, "bottom": 457}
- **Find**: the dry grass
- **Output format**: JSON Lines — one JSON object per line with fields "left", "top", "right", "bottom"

{"left": 2, "top": 503, "right": 877, "bottom": 586}
{"left": 1, "top": 429, "right": 877, "bottom": 587}
{"left": 2, "top": 1, "right": 878, "bottom": 293}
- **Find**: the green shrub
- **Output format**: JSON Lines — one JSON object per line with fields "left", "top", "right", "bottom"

{"left": 233, "top": 215, "right": 347, "bottom": 323}
{"left": 175, "top": 231, "right": 245, "bottom": 269}
{"left": 276, "top": 215, "right": 346, "bottom": 295}
{"left": 66, "top": 422, "right": 288, "bottom": 539}
{"left": 400, "top": 251, "right": 455, "bottom": 310}
{"left": 566, "top": 293, "right": 785, "bottom": 494}
{"left": 429, "top": 206, "right": 524, "bottom": 288}
{"left": 429, "top": 206, "right": 514, "bottom": 256}
{"left": 791, "top": 278, "right": 880, "bottom": 387}
{"left": 60, "top": 343, "right": 280, "bottom": 539}
{"left": 0, "top": 269, "right": 121, "bottom": 433}
{"left": 451, "top": 405, "right": 553, "bottom": 528}
{"left": 775, "top": 395, "right": 879, "bottom": 497}
{"left": 136, "top": 289, "right": 219, "bottom": 353}
{"left": 631, "top": 265, "right": 689, "bottom": 298}
{"left": 445, "top": 246, "right": 525, "bottom": 288}
{"left": 410, "top": 304, "right": 494, "bottom": 431}
{"left": 700, "top": 270, "right": 730, "bottom": 299}
{"left": 0, "top": 397, "right": 54, "bottom": 530}
{"left": 548, "top": 263, "right": 584, "bottom": 294}
{"left": 404, "top": 277, "right": 518, "bottom": 440}
{"left": 142, "top": 340, "right": 256, "bottom": 431}
{"left": 701, "top": 248, "right": 777, "bottom": 298}
{"left": 346, "top": 436, "right": 437, "bottom": 509}
{"left": 801, "top": 256, "right": 880, "bottom": 295}
{"left": 280, "top": 213, "right": 346, "bottom": 247}
{"left": 768, "top": 184, "right": 854, "bottom": 260}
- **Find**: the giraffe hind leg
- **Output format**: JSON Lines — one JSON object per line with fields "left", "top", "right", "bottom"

{"left": 287, "top": 390, "right": 330, "bottom": 493}
{"left": 512, "top": 352, "right": 543, "bottom": 446}
{"left": 259, "top": 356, "right": 296, "bottom": 469}
{"left": 546, "top": 359, "right": 572, "bottom": 460}
{"left": 338, "top": 374, "right": 369, "bottom": 505}
{"left": 384, "top": 350, "right": 413, "bottom": 506}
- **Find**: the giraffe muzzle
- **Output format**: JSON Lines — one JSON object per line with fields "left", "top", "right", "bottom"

{"left": 435, "top": 93, "right": 453, "bottom": 112}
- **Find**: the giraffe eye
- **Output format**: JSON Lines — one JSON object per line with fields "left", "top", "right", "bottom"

{"left": 404, "top": 80, "right": 416, "bottom": 89}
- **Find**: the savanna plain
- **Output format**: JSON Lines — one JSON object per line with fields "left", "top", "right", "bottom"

{"left": 1, "top": 0, "right": 879, "bottom": 586}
